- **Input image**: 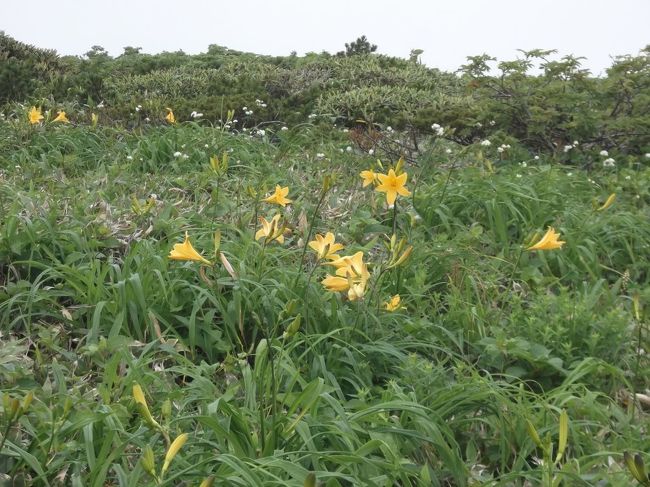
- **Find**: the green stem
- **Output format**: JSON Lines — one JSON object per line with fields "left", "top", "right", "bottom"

{"left": 293, "top": 187, "right": 328, "bottom": 290}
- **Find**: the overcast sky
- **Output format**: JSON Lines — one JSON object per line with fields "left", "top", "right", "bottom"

{"left": 3, "top": 0, "right": 649, "bottom": 75}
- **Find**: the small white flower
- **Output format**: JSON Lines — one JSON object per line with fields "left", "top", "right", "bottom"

{"left": 232, "top": 119, "right": 238, "bottom": 123}
{"left": 386, "top": 126, "right": 393, "bottom": 132}
{"left": 516, "top": 174, "right": 522, "bottom": 178}
{"left": 480, "top": 140, "right": 491, "bottom": 147}
{"left": 316, "top": 153, "right": 325, "bottom": 159}
{"left": 204, "top": 144, "right": 209, "bottom": 148}
{"left": 308, "top": 113, "right": 317, "bottom": 119}
{"left": 242, "top": 106, "right": 248, "bottom": 111}
{"left": 475, "top": 122, "right": 483, "bottom": 128}
{"left": 573, "top": 140, "right": 579, "bottom": 146}
{"left": 534, "top": 155, "right": 540, "bottom": 160}
{"left": 346, "top": 146, "right": 353, "bottom": 152}
{"left": 603, "top": 157, "right": 616, "bottom": 167}
{"left": 489, "top": 120, "right": 496, "bottom": 126}
{"left": 181, "top": 144, "right": 186, "bottom": 149}
{"left": 257, "top": 129, "right": 265, "bottom": 136}
{"left": 431, "top": 123, "right": 441, "bottom": 130}
{"left": 97, "top": 101, "right": 105, "bottom": 109}
{"left": 625, "top": 175, "right": 631, "bottom": 180}
{"left": 126, "top": 155, "right": 133, "bottom": 161}
{"left": 520, "top": 161, "right": 527, "bottom": 167}
{"left": 368, "top": 149, "right": 374, "bottom": 155}
{"left": 645, "top": 153, "right": 650, "bottom": 159}
{"left": 567, "top": 172, "right": 573, "bottom": 176}
{"left": 182, "top": 154, "right": 189, "bottom": 160}
{"left": 563, "top": 145, "right": 573, "bottom": 153}
{"left": 445, "top": 148, "right": 452, "bottom": 154}
{"left": 342, "top": 128, "right": 349, "bottom": 133}
{"left": 497, "top": 147, "right": 504, "bottom": 153}
{"left": 145, "top": 117, "right": 150, "bottom": 122}
{"left": 599, "top": 150, "right": 609, "bottom": 156}
{"left": 173, "top": 151, "right": 182, "bottom": 158}
{"left": 281, "top": 126, "right": 288, "bottom": 131}
{"left": 190, "top": 111, "right": 203, "bottom": 118}
{"left": 135, "top": 105, "right": 142, "bottom": 112}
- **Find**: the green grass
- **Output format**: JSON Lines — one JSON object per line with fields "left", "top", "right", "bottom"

{"left": 0, "top": 120, "right": 648, "bottom": 486}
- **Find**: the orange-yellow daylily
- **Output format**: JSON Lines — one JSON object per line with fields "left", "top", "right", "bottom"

{"left": 383, "top": 294, "right": 404, "bottom": 312}
{"left": 255, "top": 214, "right": 285, "bottom": 244}
{"left": 308, "top": 232, "right": 344, "bottom": 260}
{"left": 165, "top": 108, "right": 176, "bottom": 124}
{"left": 526, "top": 227, "right": 565, "bottom": 251}
{"left": 168, "top": 231, "right": 211, "bottom": 264}
{"left": 322, "top": 251, "right": 370, "bottom": 301}
{"left": 263, "top": 185, "right": 292, "bottom": 207}
{"left": 375, "top": 169, "right": 411, "bottom": 205}
{"left": 28, "top": 106, "right": 44, "bottom": 125}
{"left": 161, "top": 433, "right": 188, "bottom": 475}
{"left": 359, "top": 169, "right": 378, "bottom": 188}
{"left": 53, "top": 111, "right": 69, "bottom": 123}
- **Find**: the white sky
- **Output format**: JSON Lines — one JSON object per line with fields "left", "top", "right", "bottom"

{"left": 3, "top": 0, "right": 649, "bottom": 75}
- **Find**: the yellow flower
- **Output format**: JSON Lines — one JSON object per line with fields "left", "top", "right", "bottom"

{"left": 359, "top": 169, "right": 378, "bottom": 188}
{"left": 597, "top": 193, "right": 616, "bottom": 211}
{"left": 526, "top": 227, "right": 565, "bottom": 251}
{"left": 161, "top": 433, "right": 188, "bottom": 475}
{"left": 308, "top": 232, "right": 344, "bottom": 260}
{"left": 322, "top": 251, "right": 370, "bottom": 301}
{"left": 375, "top": 169, "right": 411, "bottom": 205}
{"left": 383, "top": 294, "right": 404, "bottom": 312}
{"left": 165, "top": 108, "right": 176, "bottom": 124}
{"left": 263, "top": 185, "right": 292, "bottom": 206}
{"left": 53, "top": 111, "right": 69, "bottom": 123}
{"left": 91, "top": 112, "right": 98, "bottom": 127}
{"left": 28, "top": 106, "right": 44, "bottom": 125}
{"left": 168, "top": 232, "right": 211, "bottom": 264}
{"left": 255, "top": 214, "right": 285, "bottom": 244}
{"left": 132, "top": 383, "right": 161, "bottom": 430}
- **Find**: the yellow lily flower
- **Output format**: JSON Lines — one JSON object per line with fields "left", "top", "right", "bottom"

{"left": 255, "top": 214, "right": 285, "bottom": 244}
{"left": 308, "top": 232, "right": 344, "bottom": 260}
{"left": 375, "top": 169, "right": 411, "bottom": 205}
{"left": 359, "top": 169, "right": 378, "bottom": 188}
{"left": 383, "top": 294, "right": 404, "bottom": 312}
{"left": 168, "top": 232, "right": 212, "bottom": 264}
{"left": 91, "top": 112, "right": 98, "bottom": 127}
{"left": 526, "top": 227, "right": 565, "bottom": 251}
{"left": 165, "top": 108, "right": 176, "bottom": 124}
{"left": 28, "top": 106, "right": 44, "bottom": 125}
{"left": 53, "top": 111, "right": 69, "bottom": 123}
{"left": 597, "top": 193, "right": 616, "bottom": 211}
{"left": 322, "top": 251, "right": 370, "bottom": 301}
{"left": 263, "top": 185, "right": 292, "bottom": 207}
{"left": 161, "top": 433, "right": 188, "bottom": 475}
{"left": 132, "top": 383, "right": 161, "bottom": 430}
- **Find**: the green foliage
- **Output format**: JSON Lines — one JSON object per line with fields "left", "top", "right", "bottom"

{"left": 0, "top": 35, "right": 649, "bottom": 486}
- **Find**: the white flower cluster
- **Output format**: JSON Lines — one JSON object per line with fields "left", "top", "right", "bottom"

{"left": 368, "top": 149, "right": 374, "bottom": 155}
{"left": 645, "top": 153, "right": 650, "bottom": 159}
{"left": 135, "top": 105, "right": 142, "bottom": 112}
{"left": 603, "top": 157, "right": 616, "bottom": 167}
{"left": 431, "top": 123, "right": 444, "bottom": 136}
{"left": 564, "top": 140, "right": 580, "bottom": 153}
{"left": 480, "top": 140, "right": 491, "bottom": 147}
{"left": 173, "top": 151, "right": 189, "bottom": 160}
{"left": 255, "top": 99, "right": 267, "bottom": 108}
{"left": 315, "top": 153, "right": 325, "bottom": 159}
{"left": 497, "top": 143, "right": 511, "bottom": 153}
{"left": 308, "top": 113, "right": 317, "bottom": 120}
{"left": 386, "top": 126, "right": 394, "bottom": 133}
{"left": 489, "top": 120, "right": 496, "bottom": 126}
{"left": 599, "top": 150, "right": 609, "bottom": 156}
{"left": 190, "top": 111, "right": 203, "bottom": 119}
{"left": 243, "top": 106, "right": 253, "bottom": 116}
{"left": 281, "top": 126, "right": 289, "bottom": 131}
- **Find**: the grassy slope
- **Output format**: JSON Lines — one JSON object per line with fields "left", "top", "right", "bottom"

{"left": 0, "top": 121, "right": 649, "bottom": 485}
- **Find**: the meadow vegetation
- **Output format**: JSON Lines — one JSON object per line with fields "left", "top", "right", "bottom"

{"left": 0, "top": 34, "right": 649, "bottom": 486}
